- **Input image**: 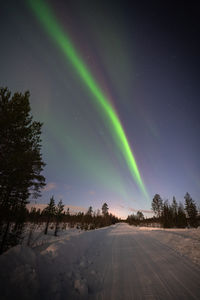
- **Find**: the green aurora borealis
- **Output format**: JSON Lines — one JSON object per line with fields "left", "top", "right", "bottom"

{"left": 28, "top": 0, "right": 148, "bottom": 200}
{"left": 1, "top": 0, "right": 199, "bottom": 217}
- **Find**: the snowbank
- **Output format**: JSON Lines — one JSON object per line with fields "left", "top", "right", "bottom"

{"left": 0, "top": 245, "right": 39, "bottom": 300}
{"left": 0, "top": 225, "right": 115, "bottom": 299}
{"left": 139, "top": 226, "right": 200, "bottom": 266}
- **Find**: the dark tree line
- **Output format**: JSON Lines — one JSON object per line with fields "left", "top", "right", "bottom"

{"left": 127, "top": 193, "right": 199, "bottom": 228}
{"left": 0, "top": 88, "right": 45, "bottom": 253}
{"left": 27, "top": 199, "right": 119, "bottom": 237}
{"left": 22, "top": 199, "right": 119, "bottom": 247}
{"left": 152, "top": 193, "right": 200, "bottom": 228}
{"left": 151, "top": 193, "right": 199, "bottom": 228}
{"left": 126, "top": 211, "right": 145, "bottom": 226}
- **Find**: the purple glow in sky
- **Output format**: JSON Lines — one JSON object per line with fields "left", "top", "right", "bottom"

{"left": 0, "top": 0, "right": 199, "bottom": 218}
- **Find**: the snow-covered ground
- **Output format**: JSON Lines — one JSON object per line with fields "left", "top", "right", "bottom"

{"left": 139, "top": 226, "right": 200, "bottom": 266}
{"left": 22, "top": 223, "right": 83, "bottom": 248}
{"left": 0, "top": 223, "right": 200, "bottom": 299}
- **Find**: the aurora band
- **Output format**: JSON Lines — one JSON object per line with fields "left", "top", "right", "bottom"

{"left": 28, "top": 0, "right": 148, "bottom": 199}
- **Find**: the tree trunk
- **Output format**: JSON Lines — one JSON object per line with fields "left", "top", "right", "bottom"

{"left": 44, "top": 219, "right": 49, "bottom": 235}
{"left": 54, "top": 221, "right": 59, "bottom": 236}
{"left": 0, "top": 220, "right": 10, "bottom": 254}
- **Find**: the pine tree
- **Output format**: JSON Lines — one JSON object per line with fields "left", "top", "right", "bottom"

{"left": 65, "top": 207, "right": 70, "bottom": 223}
{"left": 86, "top": 206, "right": 93, "bottom": 216}
{"left": 102, "top": 203, "right": 109, "bottom": 216}
{"left": 184, "top": 192, "right": 198, "bottom": 227}
{"left": 44, "top": 196, "right": 56, "bottom": 235}
{"left": 84, "top": 206, "right": 93, "bottom": 227}
{"left": 136, "top": 211, "right": 144, "bottom": 221}
{"left": 54, "top": 199, "right": 64, "bottom": 236}
{"left": 0, "top": 87, "right": 45, "bottom": 253}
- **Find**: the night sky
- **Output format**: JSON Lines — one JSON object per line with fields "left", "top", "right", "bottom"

{"left": 1, "top": 0, "right": 200, "bottom": 218}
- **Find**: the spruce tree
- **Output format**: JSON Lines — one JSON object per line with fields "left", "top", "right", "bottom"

{"left": 86, "top": 206, "right": 93, "bottom": 216}
{"left": 102, "top": 203, "right": 109, "bottom": 216}
{"left": 84, "top": 206, "right": 93, "bottom": 227}
{"left": 44, "top": 196, "right": 56, "bottom": 235}
{"left": 171, "top": 196, "right": 178, "bottom": 227}
{"left": 54, "top": 199, "right": 64, "bottom": 236}
{"left": 184, "top": 192, "right": 198, "bottom": 227}
{"left": 136, "top": 211, "right": 144, "bottom": 221}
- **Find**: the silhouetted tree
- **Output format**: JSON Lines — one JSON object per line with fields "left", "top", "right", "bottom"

{"left": 171, "top": 196, "right": 178, "bottom": 226}
{"left": 83, "top": 206, "right": 93, "bottom": 227}
{"left": 162, "top": 200, "right": 173, "bottom": 228}
{"left": 86, "top": 206, "right": 93, "bottom": 216}
{"left": 44, "top": 196, "right": 56, "bottom": 234}
{"left": 184, "top": 192, "right": 198, "bottom": 227}
{"left": 54, "top": 199, "right": 64, "bottom": 236}
{"left": 0, "top": 87, "right": 45, "bottom": 253}
{"left": 136, "top": 211, "right": 144, "bottom": 221}
{"left": 102, "top": 203, "right": 109, "bottom": 216}
{"left": 96, "top": 209, "right": 101, "bottom": 216}
{"left": 29, "top": 207, "right": 41, "bottom": 224}
{"left": 152, "top": 194, "right": 163, "bottom": 218}
{"left": 177, "top": 202, "right": 187, "bottom": 228}
{"left": 25, "top": 202, "right": 119, "bottom": 232}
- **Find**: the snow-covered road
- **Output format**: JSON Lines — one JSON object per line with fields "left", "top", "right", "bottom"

{"left": 1, "top": 223, "right": 200, "bottom": 299}
{"left": 87, "top": 223, "right": 200, "bottom": 299}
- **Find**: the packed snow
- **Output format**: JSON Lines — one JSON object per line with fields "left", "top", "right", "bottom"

{"left": 139, "top": 226, "right": 200, "bottom": 266}
{"left": 0, "top": 223, "right": 200, "bottom": 299}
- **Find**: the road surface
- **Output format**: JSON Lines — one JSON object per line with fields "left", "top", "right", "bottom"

{"left": 83, "top": 223, "right": 200, "bottom": 299}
